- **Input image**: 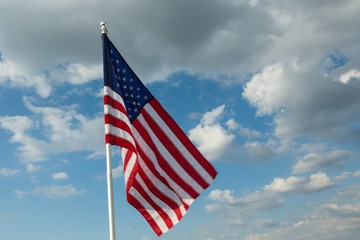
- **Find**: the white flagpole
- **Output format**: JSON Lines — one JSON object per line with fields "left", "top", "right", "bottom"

{"left": 106, "top": 143, "right": 117, "bottom": 240}
{"left": 101, "top": 21, "right": 117, "bottom": 240}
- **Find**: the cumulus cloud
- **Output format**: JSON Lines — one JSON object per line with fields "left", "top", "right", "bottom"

{"left": 242, "top": 63, "right": 290, "bottom": 116}
{"left": 0, "top": 58, "right": 52, "bottom": 98}
{"left": 246, "top": 184, "right": 360, "bottom": 240}
{"left": 48, "top": 62, "right": 102, "bottom": 85}
{"left": 0, "top": 115, "right": 46, "bottom": 162}
{"left": 188, "top": 105, "right": 235, "bottom": 161}
{"left": 207, "top": 171, "right": 335, "bottom": 225}
{"left": 293, "top": 150, "right": 353, "bottom": 173}
{"left": 323, "top": 202, "right": 360, "bottom": 217}
{"left": 208, "top": 189, "right": 237, "bottom": 204}
{"left": 0, "top": 98, "right": 103, "bottom": 168}
{"left": 335, "top": 171, "right": 353, "bottom": 181}
{"left": 243, "top": 59, "right": 360, "bottom": 144}
{"left": 264, "top": 172, "right": 334, "bottom": 194}
{"left": 0, "top": 56, "right": 101, "bottom": 98}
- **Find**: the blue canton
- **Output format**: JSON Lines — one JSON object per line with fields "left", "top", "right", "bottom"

{"left": 107, "top": 45, "right": 153, "bottom": 122}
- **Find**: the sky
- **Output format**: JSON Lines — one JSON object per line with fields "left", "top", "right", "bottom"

{"left": 1, "top": 0, "right": 360, "bottom": 239}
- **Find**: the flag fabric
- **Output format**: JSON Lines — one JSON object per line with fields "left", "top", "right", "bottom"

{"left": 102, "top": 33, "right": 217, "bottom": 236}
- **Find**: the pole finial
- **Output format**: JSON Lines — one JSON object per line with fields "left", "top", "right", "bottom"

{"left": 100, "top": 21, "right": 108, "bottom": 34}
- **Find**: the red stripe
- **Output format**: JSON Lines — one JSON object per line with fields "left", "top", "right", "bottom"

{"left": 104, "top": 95, "right": 127, "bottom": 114}
{"left": 137, "top": 161, "right": 184, "bottom": 220}
{"left": 133, "top": 118, "right": 199, "bottom": 199}
{"left": 141, "top": 107, "right": 210, "bottom": 190}
{"left": 122, "top": 149, "right": 134, "bottom": 178}
{"left": 127, "top": 194, "right": 163, "bottom": 236}
{"left": 132, "top": 179, "right": 174, "bottom": 229}
{"left": 122, "top": 149, "right": 139, "bottom": 193}
{"left": 104, "top": 114, "right": 132, "bottom": 134}
{"left": 150, "top": 99, "right": 217, "bottom": 178}
{"left": 136, "top": 143, "right": 190, "bottom": 210}
{"left": 105, "top": 134, "right": 136, "bottom": 152}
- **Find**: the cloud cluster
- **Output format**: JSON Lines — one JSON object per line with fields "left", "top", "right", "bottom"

{"left": 245, "top": 184, "right": 360, "bottom": 240}
{"left": 0, "top": 58, "right": 101, "bottom": 98}
{"left": 208, "top": 172, "right": 334, "bottom": 212}
{"left": 0, "top": 97, "right": 103, "bottom": 170}
{"left": 206, "top": 175, "right": 360, "bottom": 240}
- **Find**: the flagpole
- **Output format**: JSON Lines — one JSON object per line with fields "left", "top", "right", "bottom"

{"left": 101, "top": 21, "right": 117, "bottom": 240}
{"left": 106, "top": 143, "right": 116, "bottom": 240}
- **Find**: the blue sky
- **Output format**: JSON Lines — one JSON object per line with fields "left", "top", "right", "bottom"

{"left": 1, "top": 0, "right": 360, "bottom": 239}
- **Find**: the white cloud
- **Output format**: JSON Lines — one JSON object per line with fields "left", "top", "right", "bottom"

{"left": 226, "top": 119, "right": 261, "bottom": 138}
{"left": 188, "top": 105, "right": 235, "bottom": 161}
{"left": 260, "top": 217, "right": 360, "bottom": 240}
{"left": 112, "top": 163, "right": 123, "bottom": 179}
{"left": 208, "top": 172, "right": 335, "bottom": 223}
{"left": 0, "top": 115, "right": 46, "bottom": 161}
{"left": 0, "top": 56, "right": 101, "bottom": 98}
{"left": 0, "top": 98, "right": 104, "bottom": 167}
{"left": 302, "top": 172, "right": 334, "bottom": 193}
{"left": 0, "top": 58, "right": 52, "bottom": 98}
{"left": 339, "top": 69, "right": 360, "bottom": 84}
{"left": 200, "top": 105, "right": 226, "bottom": 125}
{"left": 243, "top": 58, "right": 360, "bottom": 145}
{"left": 323, "top": 202, "right": 360, "bottom": 216}
{"left": 293, "top": 150, "right": 353, "bottom": 173}
{"left": 264, "top": 176, "right": 305, "bottom": 193}
{"left": 52, "top": 172, "right": 69, "bottom": 180}
{"left": 242, "top": 63, "right": 289, "bottom": 116}
{"left": 208, "top": 189, "right": 237, "bottom": 204}
{"left": 34, "top": 185, "right": 85, "bottom": 199}
{"left": 245, "top": 184, "right": 360, "bottom": 240}
{"left": 49, "top": 62, "right": 102, "bottom": 85}
{"left": 0, "top": 168, "right": 19, "bottom": 177}
{"left": 264, "top": 172, "right": 334, "bottom": 194}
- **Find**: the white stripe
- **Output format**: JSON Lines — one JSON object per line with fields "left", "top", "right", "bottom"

{"left": 132, "top": 126, "right": 194, "bottom": 206}
{"left": 104, "top": 123, "right": 135, "bottom": 146}
{"left": 135, "top": 174, "right": 180, "bottom": 226}
{"left": 122, "top": 148, "right": 137, "bottom": 186}
{"left": 137, "top": 154, "right": 187, "bottom": 217}
{"left": 104, "top": 104, "right": 131, "bottom": 127}
{"left": 128, "top": 186, "right": 169, "bottom": 234}
{"left": 137, "top": 113, "right": 204, "bottom": 194}
{"left": 145, "top": 103, "right": 214, "bottom": 185}
{"left": 104, "top": 86, "right": 125, "bottom": 106}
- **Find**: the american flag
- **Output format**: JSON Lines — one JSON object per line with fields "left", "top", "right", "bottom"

{"left": 102, "top": 34, "right": 217, "bottom": 236}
